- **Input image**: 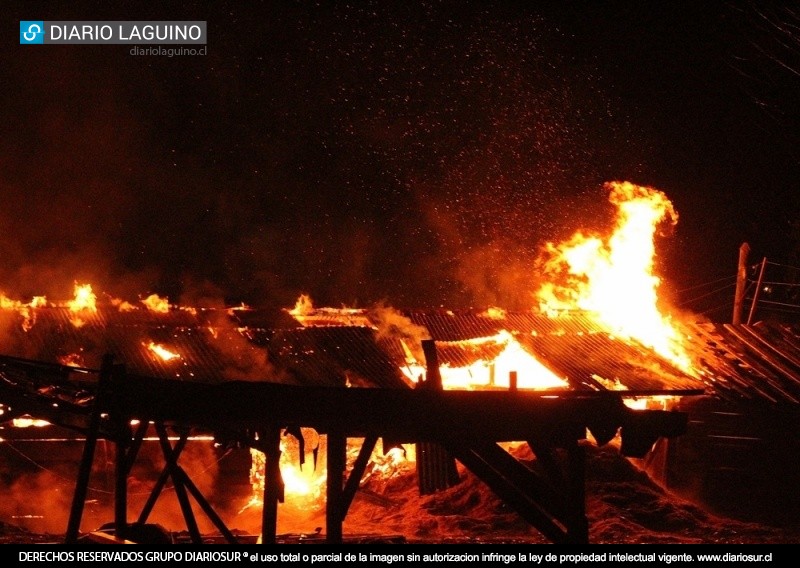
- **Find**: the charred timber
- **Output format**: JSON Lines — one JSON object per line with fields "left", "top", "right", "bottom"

{"left": 108, "top": 375, "right": 685, "bottom": 455}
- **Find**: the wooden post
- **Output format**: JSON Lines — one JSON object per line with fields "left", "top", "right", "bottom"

{"left": 416, "top": 340, "right": 460, "bottom": 495}
{"left": 509, "top": 371, "right": 518, "bottom": 392}
{"left": 65, "top": 354, "right": 114, "bottom": 543}
{"left": 420, "top": 339, "right": 442, "bottom": 390}
{"left": 733, "top": 242, "right": 750, "bottom": 324}
{"left": 746, "top": 257, "right": 768, "bottom": 325}
{"left": 260, "top": 426, "right": 282, "bottom": 545}
{"left": 326, "top": 431, "right": 346, "bottom": 544}
{"left": 565, "top": 438, "right": 589, "bottom": 544}
{"left": 110, "top": 363, "right": 130, "bottom": 542}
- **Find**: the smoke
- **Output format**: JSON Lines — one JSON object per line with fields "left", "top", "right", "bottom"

{"left": 368, "top": 303, "right": 431, "bottom": 364}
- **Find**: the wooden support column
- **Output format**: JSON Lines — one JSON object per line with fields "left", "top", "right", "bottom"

{"left": 339, "top": 435, "right": 378, "bottom": 519}
{"left": 733, "top": 242, "right": 750, "bottom": 324}
{"left": 110, "top": 363, "right": 130, "bottom": 541}
{"left": 137, "top": 432, "right": 189, "bottom": 524}
{"left": 65, "top": 354, "right": 114, "bottom": 544}
{"left": 260, "top": 426, "right": 283, "bottom": 545}
{"left": 326, "top": 431, "right": 346, "bottom": 544}
{"left": 114, "top": 430, "right": 129, "bottom": 540}
{"left": 154, "top": 423, "right": 201, "bottom": 543}
{"left": 565, "top": 437, "right": 589, "bottom": 544}
{"left": 416, "top": 339, "right": 460, "bottom": 495}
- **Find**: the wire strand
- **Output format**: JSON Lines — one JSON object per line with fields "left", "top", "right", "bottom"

{"left": 679, "top": 282, "right": 736, "bottom": 306}
{"left": 676, "top": 274, "right": 736, "bottom": 293}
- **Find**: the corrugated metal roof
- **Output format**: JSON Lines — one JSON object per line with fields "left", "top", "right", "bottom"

{"left": 0, "top": 308, "right": 268, "bottom": 383}
{"left": 6, "top": 305, "right": 800, "bottom": 405}
{"left": 681, "top": 321, "right": 800, "bottom": 404}
{"left": 397, "top": 310, "right": 702, "bottom": 393}
{"left": 267, "top": 327, "right": 410, "bottom": 389}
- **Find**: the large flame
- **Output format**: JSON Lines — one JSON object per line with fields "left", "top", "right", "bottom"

{"left": 246, "top": 433, "right": 411, "bottom": 512}
{"left": 289, "top": 294, "right": 314, "bottom": 317}
{"left": 66, "top": 283, "right": 97, "bottom": 328}
{"left": 401, "top": 331, "right": 568, "bottom": 390}
{"left": 537, "top": 181, "right": 691, "bottom": 371}
{"left": 0, "top": 295, "right": 47, "bottom": 331}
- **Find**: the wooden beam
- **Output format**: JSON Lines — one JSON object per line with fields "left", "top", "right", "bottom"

{"left": 326, "top": 431, "right": 346, "bottom": 543}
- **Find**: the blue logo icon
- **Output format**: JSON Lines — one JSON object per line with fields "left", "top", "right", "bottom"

{"left": 20, "top": 21, "right": 44, "bottom": 44}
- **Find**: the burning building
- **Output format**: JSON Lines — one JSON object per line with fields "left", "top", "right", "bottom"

{"left": 0, "top": 182, "right": 798, "bottom": 543}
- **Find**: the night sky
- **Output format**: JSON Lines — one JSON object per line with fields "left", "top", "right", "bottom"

{"left": 2, "top": 2, "right": 799, "bottom": 318}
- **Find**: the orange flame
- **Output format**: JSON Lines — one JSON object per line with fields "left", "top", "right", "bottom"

{"left": 247, "top": 434, "right": 411, "bottom": 510}
{"left": 66, "top": 283, "right": 97, "bottom": 328}
{"left": 145, "top": 341, "right": 181, "bottom": 362}
{"left": 142, "top": 294, "right": 170, "bottom": 313}
{"left": 289, "top": 294, "right": 314, "bottom": 317}
{"left": 58, "top": 352, "right": 86, "bottom": 367}
{"left": 401, "top": 331, "right": 568, "bottom": 390}
{"left": 537, "top": 181, "right": 691, "bottom": 372}
{"left": 12, "top": 416, "right": 50, "bottom": 428}
{"left": 110, "top": 297, "right": 137, "bottom": 312}
{"left": 0, "top": 295, "right": 47, "bottom": 331}
{"left": 484, "top": 306, "right": 507, "bottom": 320}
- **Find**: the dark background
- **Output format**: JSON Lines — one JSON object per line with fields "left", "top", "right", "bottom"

{"left": 2, "top": 2, "right": 799, "bottom": 318}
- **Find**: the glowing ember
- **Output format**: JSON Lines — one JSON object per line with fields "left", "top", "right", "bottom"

{"left": 537, "top": 181, "right": 692, "bottom": 372}
{"left": 401, "top": 331, "right": 568, "bottom": 390}
{"left": 66, "top": 283, "right": 97, "bottom": 328}
{"left": 142, "top": 293, "right": 170, "bottom": 313}
{"left": 12, "top": 416, "right": 50, "bottom": 428}
{"left": 227, "top": 303, "right": 251, "bottom": 315}
{"left": 145, "top": 341, "right": 181, "bottom": 362}
{"left": 484, "top": 306, "right": 507, "bottom": 320}
{"left": 591, "top": 373, "right": 679, "bottom": 411}
{"left": 111, "top": 297, "right": 137, "bottom": 312}
{"left": 58, "top": 352, "right": 85, "bottom": 367}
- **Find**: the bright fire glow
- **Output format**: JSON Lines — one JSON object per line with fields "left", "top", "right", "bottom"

{"left": 0, "top": 295, "right": 47, "bottom": 331}
{"left": 537, "top": 181, "right": 692, "bottom": 372}
{"left": 246, "top": 433, "right": 412, "bottom": 510}
{"left": 401, "top": 331, "right": 568, "bottom": 390}
{"left": 142, "top": 294, "right": 170, "bottom": 313}
{"left": 111, "top": 297, "right": 137, "bottom": 312}
{"left": 67, "top": 283, "right": 97, "bottom": 328}
{"left": 12, "top": 416, "right": 50, "bottom": 428}
{"left": 289, "top": 294, "right": 314, "bottom": 317}
{"left": 58, "top": 352, "right": 85, "bottom": 367}
{"left": 145, "top": 341, "right": 181, "bottom": 362}
{"left": 484, "top": 306, "right": 507, "bottom": 320}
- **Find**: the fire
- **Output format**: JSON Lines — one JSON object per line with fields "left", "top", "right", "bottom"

{"left": 247, "top": 430, "right": 327, "bottom": 511}
{"left": 401, "top": 331, "right": 568, "bottom": 390}
{"left": 484, "top": 306, "right": 507, "bottom": 320}
{"left": 289, "top": 294, "right": 314, "bottom": 317}
{"left": 142, "top": 293, "right": 170, "bottom": 313}
{"left": 537, "top": 181, "right": 692, "bottom": 372}
{"left": 58, "top": 352, "right": 86, "bottom": 367}
{"left": 145, "top": 341, "right": 181, "bottom": 362}
{"left": 12, "top": 416, "right": 50, "bottom": 428}
{"left": 0, "top": 295, "right": 47, "bottom": 331}
{"left": 66, "top": 283, "right": 97, "bottom": 328}
{"left": 246, "top": 433, "right": 412, "bottom": 513}
{"left": 111, "top": 298, "right": 137, "bottom": 312}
